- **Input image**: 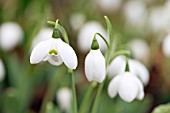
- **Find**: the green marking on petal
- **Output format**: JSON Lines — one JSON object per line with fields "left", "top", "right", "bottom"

{"left": 49, "top": 49, "right": 58, "bottom": 55}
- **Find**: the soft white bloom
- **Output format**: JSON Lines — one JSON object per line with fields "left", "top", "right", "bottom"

{"left": 77, "top": 21, "right": 107, "bottom": 52}
{"left": 69, "top": 13, "right": 86, "bottom": 31}
{"left": 128, "top": 39, "right": 149, "bottom": 63}
{"left": 0, "top": 22, "right": 23, "bottom": 51}
{"left": 123, "top": 1, "right": 147, "bottom": 28}
{"left": 162, "top": 33, "right": 170, "bottom": 57}
{"left": 97, "top": 0, "right": 122, "bottom": 13}
{"left": 0, "top": 59, "right": 5, "bottom": 81}
{"left": 31, "top": 28, "right": 53, "bottom": 49}
{"left": 30, "top": 38, "right": 78, "bottom": 69}
{"left": 107, "top": 56, "right": 149, "bottom": 86}
{"left": 56, "top": 87, "right": 72, "bottom": 112}
{"left": 85, "top": 49, "right": 106, "bottom": 83}
{"left": 108, "top": 72, "right": 144, "bottom": 102}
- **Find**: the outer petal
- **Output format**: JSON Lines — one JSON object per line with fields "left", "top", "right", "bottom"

{"left": 107, "top": 55, "right": 126, "bottom": 78}
{"left": 118, "top": 72, "right": 138, "bottom": 102}
{"left": 108, "top": 75, "right": 121, "bottom": 98}
{"left": 162, "top": 33, "right": 170, "bottom": 57}
{"left": 30, "top": 39, "right": 52, "bottom": 64}
{"left": 129, "top": 59, "right": 149, "bottom": 86}
{"left": 85, "top": 49, "right": 106, "bottom": 83}
{"left": 56, "top": 39, "right": 78, "bottom": 69}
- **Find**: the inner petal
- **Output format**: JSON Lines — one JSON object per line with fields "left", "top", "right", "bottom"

{"left": 48, "top": 54, "right": 63, "bottom": 66}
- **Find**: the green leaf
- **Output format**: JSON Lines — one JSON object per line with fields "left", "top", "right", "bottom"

{"left": 45, "top": 102, "right": 60, "bottom": 113}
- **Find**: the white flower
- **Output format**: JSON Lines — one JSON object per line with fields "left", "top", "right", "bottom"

{"left": 30, "top": 38, "right": 78, "bottom": 69}
{"left": 56, "top": 87, "right": 72, "bottom": 112}
{"left": 0, "top": 22, "right": 23, "bottom": 51}
{"left": 107, "top": 56, "right": 149, "bottom": 86}
{"left": 123, "top": 1, "right": 147, "bottom": 28}
{"left": 128, "top": 39, "right": 149, "bottom": 63}
{"left": 162, "top": 33, "right": 170, "bottom": 57}
{"left": 31, "top": 27, "right": 53, "bottom": 49}
{"left": 0, "top": 59, "right": 5, "bottom": 81}
{"left": 85, "top": 49, "right": 106, "bottom": 83}
{"left": 77, "top": 21, "right": 107, "bottom": 52}
{"left": 108, "top": 72, "right": 144, "bottom": 102}
{"left": 97, "top": 0, "right": 122, "bottom": 13}
{"left": 69, "top": 13, "right": 86, "bottom": 31}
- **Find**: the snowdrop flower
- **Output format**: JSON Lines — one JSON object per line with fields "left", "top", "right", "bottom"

{"left": 162, "top": 33, "right": 170, "bottom": 57}
{"left": 85, "top": 38, "right": 106, "bottom": 83}
{"left": 123, "top": 1, "right": 147, "bottom": 28}
{"left": 56, "top": 87, "right": 72, "bottom": 112}
{"left": 0, "top": 59, "right": 5, "bottom": 81}
{"left": 77, "top": 21, "right": 107, "bottom": 52}
{"left": 108, "top": 72, "right": 144, "bottom": 102}
{"left": 69, "top": 12, "right": 86, "bottom": 31}
{"left": 97, "top": 0, "right": 122, "bottom": 13}
{"left": 128, "top": 39, "right": 149, "bottom": 63}
{"left": 30, "top": 38, "right": 78, "bottom": 69}
{"left": 107, "top": 56, "right": 149, "bottom": 86}
{"left": 0, "top": 22, "right": 23, "bottom": 51}
{"left": 31, "top": 27, "right": 53, "bottom": 49}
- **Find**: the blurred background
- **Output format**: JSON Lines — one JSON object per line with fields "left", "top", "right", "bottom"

{"left": 0, "top": 0, "right": 170, "bottom": 113}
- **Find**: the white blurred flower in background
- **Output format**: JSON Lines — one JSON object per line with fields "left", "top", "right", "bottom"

{"left": 97, "top": 0, "right": 122, "bottom": 13}
{"left": 31, "top": 27, "right": 53, "bottom": 49}
{"left": 107, "top": 56, "right": 149, "bottom": 86}
{"left": 108, "top": 72, "right": 144, "bottom": 102}
{"left": 85, "top": 49, "right": 106, "bottom": 83}
{"left": 162, "top": 33, "right": 170, "bottom": 57}
{"left": 0, "top": 22, "right": 23, "bottom": 51}
{"left": 56, "top": 87, "right": 72, "bottom": 112}
{"left": 123, "top": 0, "right": 147, "bottom": 28}
{"left": 128, "top": 39, "right": 149, "bottom": 63}
{"left": 69, "top": 12, "right": 86, "bottom": 31}
{"left": 0, "top": 59, "right": 5, "bottom": 81}
{"left": 77, "top": 21, "right": 108, "bottom": 52}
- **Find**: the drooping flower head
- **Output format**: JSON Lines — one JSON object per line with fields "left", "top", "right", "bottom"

{"left": 30, "top": 20, "right": 78, "bottom": 69}
{"left": 108, "top": 72, "right": 144, "bottom": 102}
{"left": 85, "top": 37, "right": 106, "bottom": 83}
{"left": 162, "top": 32, "right": 170, "bottom": 57}
{"left": 0, "top": 22, "right": 23, "bottom": 51}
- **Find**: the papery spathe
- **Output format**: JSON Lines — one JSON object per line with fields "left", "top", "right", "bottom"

{"left": 0, "top": 22, "right": 23, "bottom": 51}
{"left": 30, "top": 38, "right": 78, "bottom": 69}
{"left": 85, "top": 49, "right": 106, "bottom": 83}
{"left": 108, "top": 72, "right": 144, "bottom": 102}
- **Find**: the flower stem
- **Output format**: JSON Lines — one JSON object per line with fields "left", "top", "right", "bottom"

{"left": 79, "top": 82, "right": 97, "bottom": 113}
{"left": 68, "top": 69, "right": 77, "bottom": 113}
{"left": 40, "top": 74, "right": 58, "bottom": 113}
{"left": 91, "top": 81, "right": 105, "bottom": 113}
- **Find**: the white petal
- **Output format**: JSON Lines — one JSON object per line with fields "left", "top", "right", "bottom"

{"left": 48, "top": 55, "right": 63, "bottom": 66}
{"left": 56, "top": 39, "right": 78, "bottom": 69}
{"left": 107, "top": 55, "right": 126, "bottom": 78}
{"left": 163, "top": 33, "right": 170, "bottom": 57}
{"left": 85, "top": 49, "right": 106, "bottom": 83}
{"left": 118, "top": 72, "right": 138, "bottom": 102}
{"left": 0, "top": 59, "right": 5, "bottom": 81}
{"left": 30, "top": 39, "right": 52, "bottom": 64}
{"left": 129, "top": 59, "right": 149, "bottom": 86}
{"left": 108, "top": 75, "right": 121, "bottom": 98}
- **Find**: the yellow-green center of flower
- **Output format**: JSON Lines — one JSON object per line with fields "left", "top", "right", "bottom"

{"left": 49, "top": 49, "right": 58, "bottom": 55}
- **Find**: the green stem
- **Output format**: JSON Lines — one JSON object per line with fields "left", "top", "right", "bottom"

{"left": 79, "top": 82, "right": 97, "bottom": 113}
{"left": 68, "top": 69, "right": 77, "bottom": 113}
{"left": 94, "top": 33, "right": 109, "bottom": 49}
{"left": 91, "top": 81, "right": 105, "bottom": 113}
{"left": 40, "top": 74, "right": 58, "bottom": 113}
